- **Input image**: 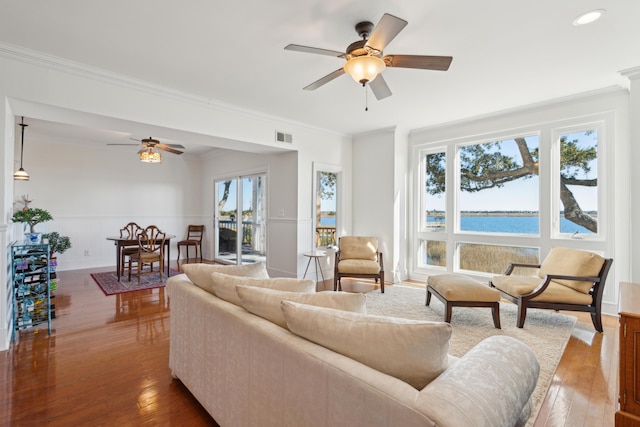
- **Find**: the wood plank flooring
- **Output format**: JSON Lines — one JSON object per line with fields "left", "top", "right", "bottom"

{"left": 0, "top": 265, "right": 619, "bottom": 426}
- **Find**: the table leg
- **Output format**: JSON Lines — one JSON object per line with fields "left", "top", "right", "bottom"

{"left": 116, "top": 243, "right": 122, "bottom": 281}
{"left": 315, "top": 257, "right": 326, "bottom": 286}
{"left": 303, "top": 257, "right": 312, "bottom": 279}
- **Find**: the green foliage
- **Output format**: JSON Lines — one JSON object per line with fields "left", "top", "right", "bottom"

{"left": 42, "top": 232, "right": 72, "bottom": 255}
{"left": 12, "top": 208, "right": 53, "bottom": 233}
{"left": 319, "top": 171, "right": 337, "bottom": 200}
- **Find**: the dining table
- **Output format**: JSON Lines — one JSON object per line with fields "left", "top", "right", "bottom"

{"left": 106, "top": 235, "right": 175, "bottom": 281}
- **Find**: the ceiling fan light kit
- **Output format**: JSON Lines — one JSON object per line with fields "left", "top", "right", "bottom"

{"left": 140, "top": 149, "right": 162, "bottom": 163}
{"left": 343, "top": 55, "right": 386, "bottom": 85}
{"left": 285, "top": 13, "right": 452, "bottom": 102}
{"left": 14, "top": 116, "right": 30, "bottom": 181}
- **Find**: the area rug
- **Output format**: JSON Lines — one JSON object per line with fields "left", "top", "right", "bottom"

{"left": 91, "top": 268, "right": 181, "bottom": 296}
{"left": 365, "top": 283, "right": 576, "bottom": 427}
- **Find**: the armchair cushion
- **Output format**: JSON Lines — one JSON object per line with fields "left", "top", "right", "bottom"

{"left": 337, "top": 259, "right": 381, "bottom": 275}
{"left": 339, "top": 236, "right": 378, "bottom": 261}
{"left": 281, "top": 300, "right": 452, "bottom": 390}
{"left": 491, "top": 275, "right": 593, "bottom": 305}
{"left": 236, "top": 285, "right": 366, "bottom": 328}
{"left": 538, "top": 247, "right": 605, "bottom": 294}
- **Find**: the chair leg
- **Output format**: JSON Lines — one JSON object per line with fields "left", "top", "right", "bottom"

{"left": 591, "top": 310, "right": 604, "bottom": 333}
{"left": 517, "top": 299, "right": 527, "bottom": 328}
{"left": 176, "top": 246, "right": 181, "bottom": 264}
{"left": 491, "top": 303, "right": 501, "bottom": 329}
{"left": 426, "top": 289, "right": 432, "bottom": 306}
{"left": 380, "top": 271, "right": 384, "bottom": 293}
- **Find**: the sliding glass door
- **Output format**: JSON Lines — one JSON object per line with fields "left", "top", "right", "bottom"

{"left": 215, "top": 173, "right": 266, "bottom": 264}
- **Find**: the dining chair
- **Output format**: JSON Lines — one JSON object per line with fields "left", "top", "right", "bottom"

{"left": 128, "top": 225, "right": 167, "bottom": 285}
{"left": 120, "top": 222, "right": 143, "bottom": 275}
{"left": 177, "top": 225, "right": 204, "bottom": 264}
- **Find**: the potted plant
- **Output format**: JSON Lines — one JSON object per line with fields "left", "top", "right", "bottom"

{"left": 12, "top": 208, "right": 53, "bottom": 243}
{"left": 42, "top": 232, "right": 71, "bottom": 294}
{"left": 42, "top": 232, "right": 71, "bottom": 257}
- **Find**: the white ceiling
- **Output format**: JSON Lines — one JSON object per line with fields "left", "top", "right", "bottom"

{"left": 1, "top": 0, "right": 638, "bottom": 149}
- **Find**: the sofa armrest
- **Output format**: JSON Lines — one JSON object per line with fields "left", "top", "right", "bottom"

{"left": 418, "top": 335, "right": 539, "bottom": 427}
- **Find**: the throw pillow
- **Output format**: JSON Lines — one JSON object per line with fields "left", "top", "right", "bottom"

{"left": 182, "top": 262, "right": 269, "bottom": 294}
{"left": 209, "top": 272, "right": 315, "bottom": 306}
{"left": 281, "top": 301, "right": 452, "bottom": 390}
{"left": 236, "top": 285, "right": 366, "bottom": 328}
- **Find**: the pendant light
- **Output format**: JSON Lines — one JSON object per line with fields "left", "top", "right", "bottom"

{"left": 14, "top": 116, "right": 29, "bottom": 181}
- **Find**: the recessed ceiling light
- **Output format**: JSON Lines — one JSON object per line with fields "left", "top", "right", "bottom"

{"left": 573, "top": 9, "right": 606, "bottom": 26}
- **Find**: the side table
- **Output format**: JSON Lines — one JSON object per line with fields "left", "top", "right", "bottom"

{"left": 303, "top": 251, "right": 326, "bottom": 287}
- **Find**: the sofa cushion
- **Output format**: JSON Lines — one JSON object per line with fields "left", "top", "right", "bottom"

{"left": 281, "top": 301, "right": 452, "bottom": 390}
{"left": 538, "top": 247, "right": 605, "bottom": 294}
{"left": 210, "top": 272, "right": 315, "bottom": 306}
{"left": 182, "top": 262, "right": 269, "bottom": 294}
{"left": 236, "top": 286, "right": 367, "bottom": 328}
{"left": 339, "top": 236, "right": 378, "bottom": 261}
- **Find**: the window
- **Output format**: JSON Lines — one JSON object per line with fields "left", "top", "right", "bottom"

{"left": 413, "top": 115, "right": 609, "bottom": 277}
{"left": 313, "top": 163, "right": 341, "bottom": 248}
{"left": 555, "top": 128, "right": 599, "bottom": 236}
{"left": 458, "top": 136, "right": 539, "bottom": 234}
{"left": 424, "top": 151, "right": 446, "bottom": 231}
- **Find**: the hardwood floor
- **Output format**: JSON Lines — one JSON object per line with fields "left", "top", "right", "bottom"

{"left": 0, "top": 266, "right": 619, "bottom": 426}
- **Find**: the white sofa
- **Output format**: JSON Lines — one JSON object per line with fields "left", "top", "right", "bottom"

{"left": 167, "top": 268, "right": 540, "bottom": 427}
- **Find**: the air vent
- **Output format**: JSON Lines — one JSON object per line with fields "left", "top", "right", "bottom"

{"left": 275, "top": 131, "right": 293, "bottom": 143}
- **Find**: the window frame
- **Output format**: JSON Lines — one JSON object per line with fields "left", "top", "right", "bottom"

{"left": 411, "top": 114, "right": 612, "bottom": 278}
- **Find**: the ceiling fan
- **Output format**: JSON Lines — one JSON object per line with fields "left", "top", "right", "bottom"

{"left": 108, "top": 137, "right": 184, "bottom": 163}
{"left": 109, "top": 137, "right": 185, "bottom": 154}
{"left": 284, "top": 13, "right": 453, "bottom": 100}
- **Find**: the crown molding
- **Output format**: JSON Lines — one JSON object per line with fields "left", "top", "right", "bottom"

{"left": 0, "top": 42, "right": 346, "bottom": 137}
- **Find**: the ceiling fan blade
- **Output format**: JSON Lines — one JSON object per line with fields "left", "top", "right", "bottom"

{"left": 303, "top": 68, "right": 346, "bottom": 91}
{"left": 365, "top": 13, "right": 408, "bottom": 52}
{"left": 383, "top": 55, "right": 453, "bottom": 71}
{"left": 156, "top": 144, "right": 184, "bottom": 155}
{"left": 164, "top": 143, "right": 185, "bottom": 149}
{"left": 285, "top": 44, "right": 345, "bottom": 58}
{"left": 369, "top": 74, "right": 392, "bottom": 100}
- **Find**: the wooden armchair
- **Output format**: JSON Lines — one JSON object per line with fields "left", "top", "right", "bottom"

{"left": 128, "top": 225, "right": 167, "bottom": 285}
{"left": 489, "top": 247, "right": 613, "bottom": 332}
{"left": 177, "top": 225, "right": 204, "bottom": 264}
{"left": 333, "top": 236, "right": 384, "bottom": 293}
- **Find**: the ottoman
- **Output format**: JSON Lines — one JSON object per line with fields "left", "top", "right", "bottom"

{"left": 426, "top": 273, "right": 501, "bottom": 328}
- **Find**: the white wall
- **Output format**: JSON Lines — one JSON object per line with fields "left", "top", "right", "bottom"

{"left": 11, "top": 136, "right": 204, "bottom": 271}
{"left": 407, "top": 88, "right": 631, "bottom": 316}
{"left": 0, "top": 48, "right": 352, "bottom": 350}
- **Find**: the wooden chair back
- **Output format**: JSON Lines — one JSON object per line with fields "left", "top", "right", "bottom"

{"left": 120, "top": 222, "right": 143, "bottom": 239}
{"left": 138, "top": 225, "right": 166, "bottom": 254}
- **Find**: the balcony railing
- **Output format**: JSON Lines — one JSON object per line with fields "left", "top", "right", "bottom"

{"left": 315, "top": 226, "right": 336, "bottom": 247}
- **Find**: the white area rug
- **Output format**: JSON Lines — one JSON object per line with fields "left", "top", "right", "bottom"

{"left": 365, "top": 283, "right": 576, "bottom": 427}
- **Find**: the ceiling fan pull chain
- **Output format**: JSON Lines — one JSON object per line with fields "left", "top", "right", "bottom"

{"left": 365, "top": 84, "right": 369, "bottom": 111}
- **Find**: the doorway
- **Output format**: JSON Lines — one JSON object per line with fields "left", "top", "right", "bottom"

{"left": 215, "top": 173, "right": 266, "bottom": 264}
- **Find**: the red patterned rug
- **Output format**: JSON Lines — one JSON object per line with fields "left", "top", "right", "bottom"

{"left": 91, "top": 268, "right": 181, "bottom": 296}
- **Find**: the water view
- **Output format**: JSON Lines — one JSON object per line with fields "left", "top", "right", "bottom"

{"left": 427, "top": 213, "right": 594, "bottom": 235}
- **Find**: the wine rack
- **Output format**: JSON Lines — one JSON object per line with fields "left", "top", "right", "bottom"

{"left": 11, "top": 241, "right": 51, "bottom": 341}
